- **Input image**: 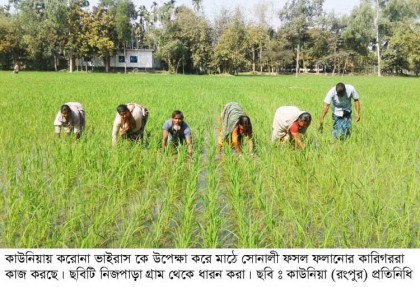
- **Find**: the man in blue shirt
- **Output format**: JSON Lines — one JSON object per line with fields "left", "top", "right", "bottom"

{"left": 319, "top": 83, "right": 361, "bottom": 140}
{"left": 162, "top": 110, "right": 192, "bottom": 157}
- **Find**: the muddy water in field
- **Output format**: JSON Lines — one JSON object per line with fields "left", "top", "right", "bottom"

{"left": 195, "top": 127, "right": 236, "bottom": 247}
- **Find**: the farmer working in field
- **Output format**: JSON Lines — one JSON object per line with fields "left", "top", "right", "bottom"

{"left": 161, "top": 110, "right": 193, "bottom": 157}
{"left": 112, "top": 103, "right": 149, "bottom": 146}
{"left": 54, "top": 102, "right": 85, "bottom": 139}
{"left": 218, "top": 102, "right": 254, "bottom": 154}
{"left": 271, "top": 106, "right": 312, "bottom": 150}
{"left": 13, "top": 63, "right": 19, "bottom": 74}
{"left": 319, "top": 82, "right": 361, "bottom": 141}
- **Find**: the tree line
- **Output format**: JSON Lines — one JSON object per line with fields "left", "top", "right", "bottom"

{"left": 0, "top": 0, "right": 419, "bottom": 75}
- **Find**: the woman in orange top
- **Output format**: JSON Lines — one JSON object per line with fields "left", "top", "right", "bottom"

{"left": 218, "top": 102, "right": 254, "bottom": 154}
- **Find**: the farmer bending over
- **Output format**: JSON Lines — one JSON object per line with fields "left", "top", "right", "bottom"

{"left": 54, "top": 102, "right": 85, "bottom": 139}
{"left": 112, "top": 103, "right": 149, "bottom": 146}
{"left": 218, "top": 102, "right": 254, "bottom": 154}
{"left": 271, "top": 106, "right": 312, "bottom": 150}
{"left": 161, "top": 110, "right": 193, "bottom": 157}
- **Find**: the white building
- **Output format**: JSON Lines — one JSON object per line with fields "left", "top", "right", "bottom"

{"left": 76, "top": 49, "right": 161, "bottom": 70}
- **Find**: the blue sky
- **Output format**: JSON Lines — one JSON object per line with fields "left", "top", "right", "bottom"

{"left": 1, "top": 0, "right": 360, "bottom": 24}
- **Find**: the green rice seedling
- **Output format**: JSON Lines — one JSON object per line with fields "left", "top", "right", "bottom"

{"left": 174, "top": 161, "right": 200, "bottom": 248}
{"left": 0, "top": 72, "right": 418, "bottom": 248}
{"left": 198, "top": 120, "right": 224, "bottom": 248}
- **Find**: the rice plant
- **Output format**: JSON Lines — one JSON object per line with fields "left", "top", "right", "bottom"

{"left": 0, "top": 71, "right": 418, "bottom": 248}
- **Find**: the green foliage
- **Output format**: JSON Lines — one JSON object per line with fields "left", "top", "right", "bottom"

{"left": 279, "top": 0, "right": 325, "bottom": 38}
{"left": 389, "top": 22, "right": 420, "bottom": 75}
{"left": 0, "top": 72, "right": 419, "bottom": 248}
{"left": 0, "top": 0, "right": 419, "bottom": 75}
{"left": 212, "top": 9, "right": 248, "bottom": 75}
{"left": 172, "top": 5, "right": 212, "bottom": 73}
{"left": 279, "top": 0, "right": 326, "bottom": 75}
{"left": 0, "top": 12, "right": 25, "bottom": 68}
{"left": 66, "top": 2, "right": 90, "bottom": 64}
{"left": 246, "top": 25, "right": 268, "bottom": 72}
{"left": 114, "top": 0, "right": 136, "bottom": 44}
{"left": 342, "top": 2, "right": 375, "bottom": 57}
{"left": 88, "top": 8, "right": 116, "bottom": 69}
